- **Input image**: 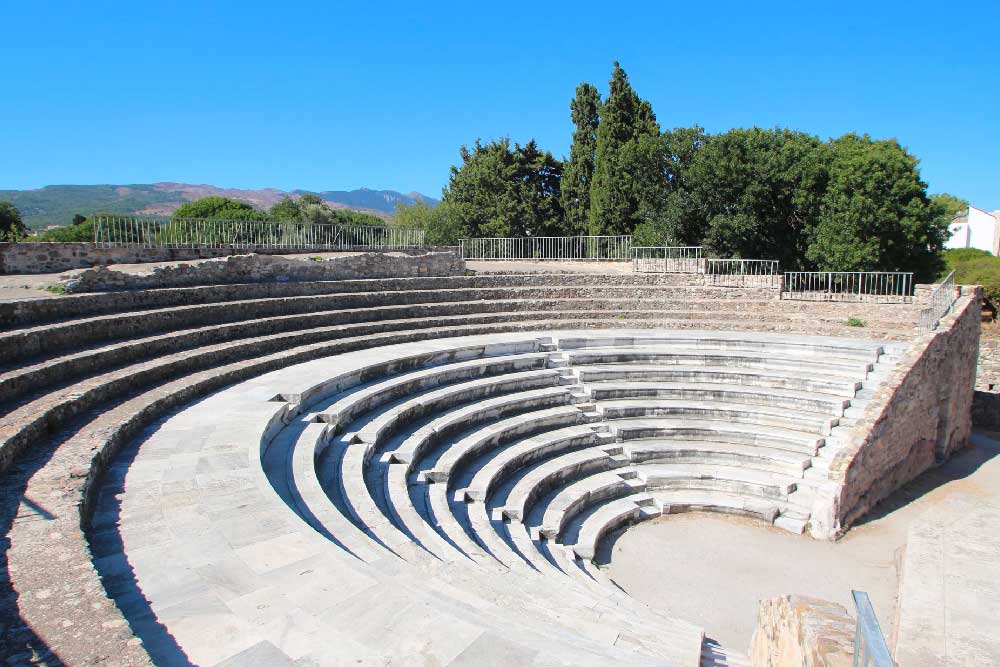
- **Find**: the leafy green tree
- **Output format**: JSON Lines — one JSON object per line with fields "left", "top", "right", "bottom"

{"left": 72, "top": 213, "right": 87, "bottom": 225}
{"left": 807, "top": 133, "right": 946, "bottom": 281}
{"left": 269, "top": 196, "right": 303, "bottom": 222}
{"left": 423, "top": 201, "right": 466, "bottom": 245}
{"left": 560, "top": 83, "right": 601, "bottom": 235}
{"left": 630, "top": 126, "right": 707, "bottom": 246}
{"left": 394, "top": 201, "right": 437, "bottom": 228}
{"left": 441, "top": 138, "right": 563, "bottom": 239}
{"left": 690, "top": 128, "right": 829, "bottom": 268}
{"left": 0, "top": 201, "right": 27, "bottom": 240}
{"left": 172, "top": 196, "right": 264, "bottom": 220}
{"left": 930, "top": 192, "right": 969, "bottom": 219}
{"left": 589, "top": 62, "right": 661, "bottom": 236}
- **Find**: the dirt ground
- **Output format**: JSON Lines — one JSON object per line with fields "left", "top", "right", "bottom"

{"left": 605, "top": 433, "right": 1000, "bottom": 649}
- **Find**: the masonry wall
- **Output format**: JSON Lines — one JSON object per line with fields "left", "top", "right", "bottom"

{"left": 58, "top": 251, "right": 465, "bottom": 292}
{"left": 809, "top": 286, "right": 981, "bottom": 538}
{"left": 0, "top": 242, "right": 457, "bottom": 274}
{"left": 749, "top": 595, "right": 854, "bottom": 667}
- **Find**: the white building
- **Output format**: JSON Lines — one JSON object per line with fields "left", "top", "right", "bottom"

{"left": 945, "top": 206, "right": 1000, "bottom": 254}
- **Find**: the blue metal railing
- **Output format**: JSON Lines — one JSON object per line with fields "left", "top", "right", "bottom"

{"left": 852, "top": 590, "right": 894, "bottom": 667}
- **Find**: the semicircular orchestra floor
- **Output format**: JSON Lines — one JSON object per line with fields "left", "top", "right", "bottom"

{"left": 91, "top": 328, "right": 906, "bottom": 667}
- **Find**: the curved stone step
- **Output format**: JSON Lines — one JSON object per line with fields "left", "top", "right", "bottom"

{"left": 562, "top": 494, "right": 661, "bottom": 561}
{"left": 500, "top": 448, "right": 623, "bottom": 522}
{"left": 458, "top": 425, "right": 615, "bottom": 504}
{"left": 561, "top": 348, "right": 873, "bottom": 378}
{"left": 623, "top": 437, "right": 814, "bottom": 476}
{"left": 538, "top": 470, "right": 647, "bottom": 541}
{"left": 314, "top": 352, "right": 551, "bottom": 432}
{"left": 584, "top": 382, "right": 849, "bottom": 416}
{"left": 554, "top": 334, "right": 884, "bottom": 361}
{"left": 611, "top": 418, "right": 824, "bottom": 456}
{"left": 424, "top": 405, "right": 594, "bottom": 485}
{"left": 596, "top": 399, "right": 837, "bottom": 435}
{"left": 575, "top": 364, "right": 862, "bottom": 396}
{"left": 390, "top": 386, "right": 573, "bottom": 467}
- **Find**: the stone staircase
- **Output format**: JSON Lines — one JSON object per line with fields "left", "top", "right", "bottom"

{"left": 0, "top": 272, "right": 921, "bottom": 667}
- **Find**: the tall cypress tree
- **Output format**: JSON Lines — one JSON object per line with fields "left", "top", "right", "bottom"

{"left": 589, "top": 62, "right": 661, "bottom": 236}
{"left": 560, "top": 83, "right": 601, "bottom": 235}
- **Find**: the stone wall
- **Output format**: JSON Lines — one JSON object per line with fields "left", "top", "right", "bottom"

{"left": 809, "top": 286, "right": 981, "bottom": 539}
{"left": 0, "top": 242, "right": 457, "bottom": 274}
{"left": 976, "top": 337, "right": 1000, "bottom": 390}
{"left": 749, "top": 595, "right": 855, "bottom": 667}
{"left": 57, "top": 251, "right": 465, "bottom": 292}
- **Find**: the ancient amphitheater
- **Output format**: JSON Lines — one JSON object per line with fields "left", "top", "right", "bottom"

{"left": 0, "top": 245, "right": 992, "bottom": 667}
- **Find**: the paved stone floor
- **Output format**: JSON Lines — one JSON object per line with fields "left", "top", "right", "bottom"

{"left": 607, "top": 432, "right": 1000, "bottom": 650}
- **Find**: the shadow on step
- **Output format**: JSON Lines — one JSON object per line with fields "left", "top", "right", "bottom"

{"left": 88, "top": 419, "right": 196, "bottom": 667}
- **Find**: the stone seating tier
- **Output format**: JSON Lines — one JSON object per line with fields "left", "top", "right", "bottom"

{"left": 0, "top": 271, "right": 920, "bottom": 667}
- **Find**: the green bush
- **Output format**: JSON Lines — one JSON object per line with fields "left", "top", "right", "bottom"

{"left": 942, "top": 248, "right": 1000, "bottom": 302}
{"left": 31, "top": 217, "right": 96, "bottom": 242}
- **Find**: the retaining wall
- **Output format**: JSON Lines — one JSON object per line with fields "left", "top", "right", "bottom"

{"left": 58, "top": 251, "right": 465, "bottom": 292}
{"left": 749, "top": 595, "right": 854, "bottom": 667}
{"left": 0, "top": 242, "right": 457, "bottom": 274}
{"left": 809, "top": 286, "right": 981, "bottom": 538}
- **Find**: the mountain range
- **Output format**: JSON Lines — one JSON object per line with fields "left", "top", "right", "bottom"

{"left": 0, "top": 183, "right": 439, "bottom": 229}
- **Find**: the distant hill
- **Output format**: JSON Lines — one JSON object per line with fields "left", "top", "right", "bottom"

{"left": 0, "top": 183, "right": 439, "bottom": 229}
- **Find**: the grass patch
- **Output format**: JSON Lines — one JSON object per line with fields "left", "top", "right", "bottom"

{"left": 846, "top": 317, "right": 865, "bottom": 327}
{"left": 43, "top": 284, "right": 68, "bottom": 295}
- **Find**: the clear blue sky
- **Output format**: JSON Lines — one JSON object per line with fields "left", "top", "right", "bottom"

{"left": 3, "top": 1, "right": 998, "bottom": 209}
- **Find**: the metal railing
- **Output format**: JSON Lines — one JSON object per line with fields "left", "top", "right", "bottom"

{"left": 918, "top": 269, "right": 958, "bottom": 330}
{"left": 459, "top": 235, "right": 632, "bottom": 261}
{"left": 782, "top": 272, "right": 914, "bottom": 303}
{"left": 632, "top": 246, "right": 705, "bottom": 273}
{"left": 704, "top": 259, "right": 780, "bottom": 287}
{"left": 852, "top": 590, "right": 893, "bottom": 667}
{"left": 93, "top": 215, "right": 426, "bottom": 250}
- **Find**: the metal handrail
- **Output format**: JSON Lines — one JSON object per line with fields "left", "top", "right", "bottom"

{"left": 459, "top": 235, "right": 632, "bottom": 261}
{"left": 852, "top": 590, "right": 893, "bottom": 667}
{"left": 918, "top": 269, "right": 958, "bottom": 330}
{"left": 782, "top": 271, "right": 914, "bottom": 303}
{"left": 632, "top": 246, "right": 704, "bottom": 273}
{"left": 93, "top": 215, "right": 425, "bottom": 250}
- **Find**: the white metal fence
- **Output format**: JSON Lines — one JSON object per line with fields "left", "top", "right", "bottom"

{"left": 782, "top": 271, "right": 914, "bottom": 303}
{"left": 918, "top": 270, "right": 958, "bottom": 330}
{"left": 704, "top": 259, "right": 780, "bottom": 287}
{"left": 632, "top": 246, "right": 705, "bottom": 273}
{"left": 93, "top": 215, "right": 426, "bottom": 250}
{"left": 459, "top": 236, "right": 632, "bottom": 261}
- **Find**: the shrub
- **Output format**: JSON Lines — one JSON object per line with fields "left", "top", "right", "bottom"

{"left": 846, "top": 317, "right": 865, "bottom": 327}
{"left": 942, "top": 248, "right": 1000, "bottom": 302}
